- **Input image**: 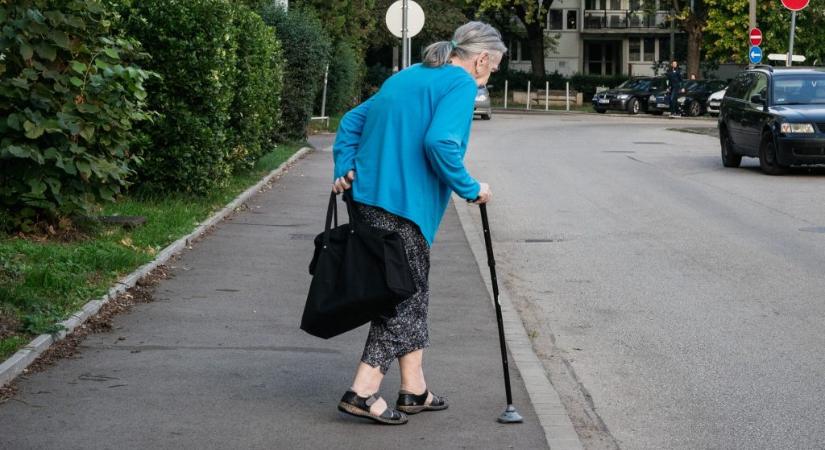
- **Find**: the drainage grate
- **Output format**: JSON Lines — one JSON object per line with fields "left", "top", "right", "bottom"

{"left": 632, "top": 141, "right": 666, "bottom": 145}
{"left": 524, "top": 238, "right": 565, "bottom": 243}
{"left": 602, "top": 150, "right": 636, "bottom": 154}
{"left": 799, "top": 227, "right": 825, "bottom": 234}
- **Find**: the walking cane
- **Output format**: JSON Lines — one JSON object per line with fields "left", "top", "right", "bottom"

{"left": 479, "top": 203, "right": 523, "bottom": 424}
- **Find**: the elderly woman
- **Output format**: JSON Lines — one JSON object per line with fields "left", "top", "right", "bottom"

{"left": 332, "top": 21, "right": 506, "bottom": 425}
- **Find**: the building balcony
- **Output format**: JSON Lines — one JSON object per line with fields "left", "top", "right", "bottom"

{"left": 582, "top": 10, "right": 670, "bottom": 32}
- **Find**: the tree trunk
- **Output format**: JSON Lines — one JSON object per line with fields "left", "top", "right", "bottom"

{"left": 525, "top": 21, "right": 546, "bottom": 77}
{"left": 686, "top": 23, "right": 702, "bottom": 79}
{"left": 514, "top": 5, "right": 547, "bottom": 77}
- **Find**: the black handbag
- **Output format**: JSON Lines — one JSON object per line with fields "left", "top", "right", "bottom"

{"left": 300, "top": 191, "right": 416, "bottom": 339}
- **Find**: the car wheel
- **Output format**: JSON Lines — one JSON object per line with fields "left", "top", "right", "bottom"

{"left": 688, "top": 102, "right": 701, "bottom": 117}
{"left": 709, "top": 112, "right": 719, "bottom": 117}
{"left": 758, "top": 131, "right": 788, "bottom": 175}
{"left": 719, "top": 127, "right": 742, "bottom": 168}
{"left": 627, "top": 98, "right": 640, "bottom": 115}
{"left": 481, "top": 114, "right": 491, "bottom": 120}
{"left": 595, "top": 108, "right": 606, "bottom": 114}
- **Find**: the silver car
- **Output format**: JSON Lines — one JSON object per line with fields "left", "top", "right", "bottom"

{"left": 706, "top": 87, "right": 726, "bottom": 116}
{"left": 474, "top": 86, "right": 491, "bottom": 120}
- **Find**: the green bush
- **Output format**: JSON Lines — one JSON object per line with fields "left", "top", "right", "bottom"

{"left": 261, "top": 6, "right": 331, "bottom": 141}
{"left": 228, "top": 6, "right": 284, "bottom": 171}
{"left": 362, "top": 63, "right": 393, "bottom": 98}
{"left": 122, "top": 0, "right": 238, "bottom": 195}
{"left": 0, "top": 0, "right": 155, "bottom": 230}
{"left": 569, "top": 73, "right": 630, "bottom": 100}
{"left": 324, "top": 40, "right": 359, "bottom": 115}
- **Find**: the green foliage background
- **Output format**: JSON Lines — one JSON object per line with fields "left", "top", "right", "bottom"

{"left": 261, "top": 6, "right": 331, "bottom": 141}
{"left": 0, "top": 0, "right": 155, "bottom": 230}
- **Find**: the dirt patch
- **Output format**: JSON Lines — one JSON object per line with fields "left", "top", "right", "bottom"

{"left": 0, "top": 312, "right": 21, "bottom": 342}
{"left": 0, "top": 265, "right": 170, "bottom": 403}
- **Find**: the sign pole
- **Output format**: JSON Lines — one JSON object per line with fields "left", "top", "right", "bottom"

{"left": 401, "top": 0, "right": 409, "bottom": 68}
{"left": 787, "top": 10, "right": 796, "bottom": 67}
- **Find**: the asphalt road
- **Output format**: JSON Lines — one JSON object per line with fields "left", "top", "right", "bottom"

{"left": 465, "top": 113, "right": 825, "bottom": 450}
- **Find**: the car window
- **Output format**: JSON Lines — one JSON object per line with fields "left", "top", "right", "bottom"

{"left": 726, "top": 74, "right": 749, "bottom": 100}
{"left": 773, "top": 74, "right": 825, "bottom": 105}
{"left": 745, "top": 73, "right": 768, "bottom": 104}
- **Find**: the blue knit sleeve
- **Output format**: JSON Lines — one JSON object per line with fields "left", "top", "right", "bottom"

{"left": 333, "top": 96, "right": 375, "bottom": 180}
{"left": 423, "top": 77, "right": 480, "bottom": 200}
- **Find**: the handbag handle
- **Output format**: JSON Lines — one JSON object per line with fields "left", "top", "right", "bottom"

{"left": 322, "top": 191, "right": 339, "bottom": 246}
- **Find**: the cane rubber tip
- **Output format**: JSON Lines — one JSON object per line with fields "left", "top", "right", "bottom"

{"left": 497, "top": 404, "right": 523, "bottom": 424}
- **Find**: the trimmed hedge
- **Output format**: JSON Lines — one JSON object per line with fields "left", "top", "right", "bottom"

{"left": 0, "top": 0, "right": 154, "bottom": 230}
{"left": 122, "top": 0, "right": 239, "bottom": 195}
{"left": 261, "top": 6, "right": 331, "bottom": 141}
{"left": 324, "top": 40, "right": 359, "bottom": 115}
{"left": 228, "top": 6, "right": 284, "bottom": 170}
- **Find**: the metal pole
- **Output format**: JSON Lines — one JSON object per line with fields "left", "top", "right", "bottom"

{"left": 787, "top": 10, "right": 797, "bottom": 67}
{"left": 545, "top": 81, "right": 549, "bottom": 111}
{"left": 320, "top": 63, "right": 329, "bottom": 125}
{"left": 504, "top": 79, "right": 508, "bottom": 109}
{"left": 749, "top": 0, "right": 757, "bottom": 30}
{"left": 526, "top": 80, "right": 531, "bottom": 111}
{"left": 566, "top": 82, "right": 570, "bottom": 111}
{"left": 401, "top": 0, "right": 409, "bottom": 69}
{"left": 669, "top": 7, "right": 675, "bottom": 61}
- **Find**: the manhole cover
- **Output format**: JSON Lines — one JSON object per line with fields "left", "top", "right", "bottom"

{"left": 799, "top": 227, "right": 825, "bottom": 233}
{"left": 602, "top": 150, "right": 636, "bottom": 154}
{"left": 632, "top": 141, "right": 666, "bottom": 145}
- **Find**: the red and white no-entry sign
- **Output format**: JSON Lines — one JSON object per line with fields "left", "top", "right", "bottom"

{"left": 781, "top": 0, "right": 810, "bottom": 11}
{"left": 750, "top": 28, "right": 762, "bottom": 46}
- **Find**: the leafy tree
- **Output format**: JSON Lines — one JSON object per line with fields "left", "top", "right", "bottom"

{"left": 669, "top": 1, "right": 708, "bottom": 79}
{"left": 292, "top": 0, "right": 376, "bottom": 58}
{"left": 470, "top": 0, "right": 555, "bottom": 76}
{"left": 704, "top": 0, "right": 825, "bottom": 66}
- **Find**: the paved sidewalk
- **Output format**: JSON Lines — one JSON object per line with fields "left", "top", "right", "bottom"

{"left": 0, "top": 139, "right": 548, "bottom": 449}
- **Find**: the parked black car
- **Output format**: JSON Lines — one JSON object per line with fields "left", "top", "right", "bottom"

{"left": 677, "top": 79, "right": 728, "bottom": 116}
{"left": 648, "top": 79, "right": 728, "bottom": 116}
{"left": 718, "top": 66, "right": 825, "bottom": 174}
{"left": 592, "top": 77, "right": 668, "bottom": 114}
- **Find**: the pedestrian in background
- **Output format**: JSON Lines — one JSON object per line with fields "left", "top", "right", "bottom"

{"left": 667, "top": 60, "right": 684, "bottom": 117}
{"left": 331, "top": 21, "right": 505, "bottom": 425}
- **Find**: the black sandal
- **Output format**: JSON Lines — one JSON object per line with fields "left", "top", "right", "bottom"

{"left": 396, "top": 389, "right": 449, "bottom": 414}
{"left": 338, "top": 390, "right": 408, "bottom": 425}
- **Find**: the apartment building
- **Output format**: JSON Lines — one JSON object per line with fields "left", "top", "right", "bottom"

{"left": 508, "top": 0, "right": 681, "bottom": 77}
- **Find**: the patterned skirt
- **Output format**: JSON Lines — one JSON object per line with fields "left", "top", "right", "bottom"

{"left": 355, "top": 202, "right": 430, "bottom": 374}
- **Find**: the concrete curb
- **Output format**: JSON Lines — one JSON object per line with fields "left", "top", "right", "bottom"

{"left": 452, "top": 196, "right": 584, "bottom": 450}
{"left": 0, "top": 147, "right": 313, "bottom": 388}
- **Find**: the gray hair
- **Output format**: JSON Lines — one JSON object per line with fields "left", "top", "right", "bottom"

{"left": 422, "top": 21, "right": 507, "bottom": 68}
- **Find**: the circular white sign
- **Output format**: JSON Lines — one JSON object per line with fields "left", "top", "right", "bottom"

{"left": 385, "top": 0, "right": 425, "bottom": 39}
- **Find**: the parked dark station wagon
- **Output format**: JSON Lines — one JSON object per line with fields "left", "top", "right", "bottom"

{"left": 718, "top": 66, "right": 825, "bottom": 174}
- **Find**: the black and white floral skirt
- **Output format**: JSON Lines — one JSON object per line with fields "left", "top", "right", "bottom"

{"left": 356, "top": 202, "right": 430, "bottom": 374}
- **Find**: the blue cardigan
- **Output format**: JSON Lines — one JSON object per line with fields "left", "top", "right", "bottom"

{"left": 332, "top": 63, "right": 480, "bottom": 245}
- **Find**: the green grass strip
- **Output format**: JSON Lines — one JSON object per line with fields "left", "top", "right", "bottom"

{"left": 0, "top": 144, "right": 304, "bottom": 360}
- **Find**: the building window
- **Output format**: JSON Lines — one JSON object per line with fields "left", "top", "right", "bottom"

{"left": 549, "top": 10, "right": 563, "bottom": 30}
{"left": 644, "top": 37, "right": 655, "bottom": 61}
{"left": 586, "top": 0, "right": 606, "bottom": 10}
{"left": 567, "top": 10, "right": 578, "bottom": 30}
{"left": 610, "top": 0, "right": 621, "bottom": 9}
{"left": 629, "top": 38, "right": 641, "bottom": 61}
{"left": 659, "top": 36, "right": 671, "bottom": 61}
